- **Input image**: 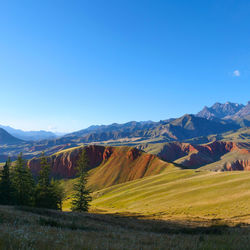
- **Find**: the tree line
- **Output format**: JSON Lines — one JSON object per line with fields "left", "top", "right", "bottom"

{"left": 0, "top": 149, "right": 91, "bottom": 212}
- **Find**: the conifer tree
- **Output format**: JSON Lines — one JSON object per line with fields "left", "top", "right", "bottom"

{"left": 50, "top": 179, "right": 65, "bottom": 210}
{"left": 71, "top": 149, "right": 92, "bottom": 212}
{"left": 0, "top": 158, "right": 13, "bottom": 205}
{"left": 35, "top": 153, "right": 64, "bottom": 210}
{"left": 11, "top": 153, "right": 35, "bottom": 206}
{"left": 38, "top": 153, "right": 50, "bottom": 187}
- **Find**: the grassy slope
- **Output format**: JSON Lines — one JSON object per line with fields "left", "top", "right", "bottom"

{"left": 138, "top": 128, "right": 250, "bottom": 154}
{"left": 90, "top": 169, "right": 250, "bottom": 224}
{"left": 62, "top": 162, "right": 177, "bottom": 211}
{"left": 220, "top": 127, "right": 250, "bottom": 142}
{"left": 138, "top": 138, "right": 250, "bottom": 171}
{"left": 200, "top": 150, "right": 250, "bottom": 171}
{"left": 1, "top": 206, "right": 250, "bottom": 250}
{"left": 52, "top": 145, "right": 83, "bottom": 156}
{"left": 86, "top": 146, "right": 176, "bottom": 191}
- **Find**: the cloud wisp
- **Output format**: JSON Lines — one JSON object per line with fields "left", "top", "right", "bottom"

{"left": 233, "top": 70, "right": 240, "bottom": 77}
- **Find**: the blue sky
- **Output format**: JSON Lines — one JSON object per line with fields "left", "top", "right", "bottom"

{"left": 0, "top": 0, "right": 249, "bottom": 132}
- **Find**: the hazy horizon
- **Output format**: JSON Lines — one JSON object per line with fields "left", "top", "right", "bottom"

{"left": 0, "top": 100, "right": 248, "bottom": 133}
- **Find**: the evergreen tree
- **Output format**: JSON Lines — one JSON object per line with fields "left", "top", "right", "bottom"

{"left": 50, "top": 179, "right": 65, "bottom": 210}
{"left": 35, "top": 153, "right": 64, "bottom": 210}
{"left": 71, "top": 149, "right": 92, "bottom": 212}
{"left": 11, "top": 153, "right": 35, "bottom": 206}
{"left": 0, "top": 158, "right": 13, "bottom": 205}
{"left": 38, "top": 153, "right": 50, "bottom": 187}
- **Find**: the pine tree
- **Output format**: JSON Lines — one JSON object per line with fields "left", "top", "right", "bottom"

{"left": 38, "top": 153, "right": 50, "bottom": 187}
{"left": 11, "top": 153, "right": 35, "bottom": 206}
{"left": 0, "top": 158, "right": 13, "bottom": 205}
{"left": 71, "top": 149, "right": 92, "bottom": 212}
{"left": 50, "top": 179, "right": 65, "bottom": 210}
{"left": 35, "top": 153, "right": 64, "bottom": 210}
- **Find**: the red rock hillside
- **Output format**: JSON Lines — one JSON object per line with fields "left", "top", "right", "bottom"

{"left": 28, "top": 145, "right": 175, "bottom": 190}
{"left": 225, "top": 160, "right": 250, "bottom": 171}
{"left": 28, "top": 145, "right": 111, "bottom": 178}
{"left": 152, "top": 141, "right": 250, "bottom": 170}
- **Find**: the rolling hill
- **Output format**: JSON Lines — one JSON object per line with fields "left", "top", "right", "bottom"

{"left": 200, "top": 150, "right": 250, "bottom": 171}
{"left": 90, "top": 169, "right": 250, "bottom": 224}
{"left": 28, "top": 145, "right": 176, "bottom": 187}
{"left": 148, "top": 114, "right": 238, "bottom": 140}
{"left": 1, "top": 101, "right": 249, "bottom": 161}
{"left": 0, "top": 124, "right": 57, "bottom": 141}
{"left": 138, "top": 140, "right": 250, "bottom": 170}
{"left": 49, "top": 114, "right": 240, "bottom": 146}
{"left": 0, "top": 128, "right": 23, "bottom": 145}
{"left": 220, "top": 127, "right": 250, "bottom": 142}
{"left": 43, "top": 101, "right": 248, "bottom": 147}
{"left": 11, "top": 139, "right": 250, "bottom": 226}
{"left": 26, "top": 141, "right": 250, "bottom": 219}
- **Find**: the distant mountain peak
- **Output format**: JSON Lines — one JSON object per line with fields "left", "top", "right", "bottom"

{"left": 231, "top": 101, "right": 250, "bottom": 119}
{"left": 197, "top": 101, "right": 245, "bottom": 120}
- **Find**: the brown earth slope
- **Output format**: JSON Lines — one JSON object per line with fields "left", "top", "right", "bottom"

{"left": 139, "top": 141, "right": 250, "bottom": 170}
{"left": 28, "top": 145, "right": 176, "bottom": 190}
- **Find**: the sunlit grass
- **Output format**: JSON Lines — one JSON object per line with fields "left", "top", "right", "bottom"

{"left": 90, "top": 169, "right": 250, "bottom": 223}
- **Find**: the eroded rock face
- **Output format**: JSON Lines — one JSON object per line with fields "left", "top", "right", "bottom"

{"left": 28, "top": 145, "right": 165, "bottom": 180}
{"left": 157, "top": 142, "right": 190, "bottom": 162}
{"left": 27, "top": 144, "right": 175, "bottom": 192}
{"left": 224, "top": 160, "right": 250, "bottom": 171}
{"left": 126, "top": 148, "right": 141, "bottom": 160}
{"left": 159, "top": 141, "right": 236, "bottom": 161}
{"left": 28, "top": 145, "right": 113, "bottom": 178}
{"left": 157, "top": 141, "right": 250, "bottom": 169}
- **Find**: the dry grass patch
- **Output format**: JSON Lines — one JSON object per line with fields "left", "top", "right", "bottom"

{"left": 0, "top": 205, "right": 250, "bottom": 250}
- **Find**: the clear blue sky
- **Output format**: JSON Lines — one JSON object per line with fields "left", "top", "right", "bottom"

{"left": 0, "top": 0, "right": 249, "bottom": 132}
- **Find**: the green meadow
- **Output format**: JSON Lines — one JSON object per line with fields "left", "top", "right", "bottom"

{"left": 88, "top": 169, "right": 250, "bottom": 224}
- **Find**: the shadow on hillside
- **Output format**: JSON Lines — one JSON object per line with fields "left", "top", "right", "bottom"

{"left": 14, "top": 206, "right": 250, "bottom": 235}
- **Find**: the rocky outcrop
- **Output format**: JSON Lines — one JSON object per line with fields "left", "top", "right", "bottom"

{"left": 224, "top": 160, "right": 250, "bottom": 171}
{"left": 86, "top": 146, "right": 171, "bottom": 191}
{"left": 28, "top": 145, "right": 173, "bottom": 183}
{"left": 152, "top": 141, "right": 250, "bottom": 169}
{"left": 28, "top": 145, "right": 113, "bottom": 178}
{"left": 231, "top": 101, "right": 250, "bottom": 119}
{"left": 126, "top": 147, "right": 141, "bottom": 160}
{"left": 159, "top": 141, "right": 235, "bottom": 160}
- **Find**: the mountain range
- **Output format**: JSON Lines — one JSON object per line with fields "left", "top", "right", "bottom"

{"left": 197, "top": 101, "right": 250, "bottom": 120}
{"left": 45, "top": 102, "right": 249, "bottom": 146}
{"left": 0, "top": 101, "right": 249, "bottom": 163}
{"left": 0, "top": 128, "right": 23, "bottom": 145}
{"left": 59, "top": 101, "right": 250, "bottom": 143}
{"left": 0, "top": 124, "right": 57, "bottom": 141}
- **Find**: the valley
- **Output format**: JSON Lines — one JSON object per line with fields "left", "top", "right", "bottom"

{"left": 0, "top": 101, "right": 250, "bottom": 249}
